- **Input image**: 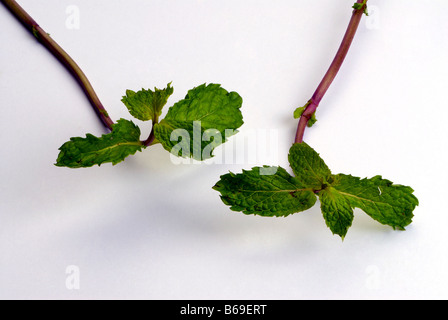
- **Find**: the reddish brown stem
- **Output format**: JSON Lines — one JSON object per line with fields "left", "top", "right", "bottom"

{"left": 295, "top": 0, "right": 368, "bottom": 144}
{"left": 1, "top": 0, "right": 114, "bottom": 131}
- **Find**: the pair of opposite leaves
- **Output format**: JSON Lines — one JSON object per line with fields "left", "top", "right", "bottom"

{"left": 55, "top": 83, "right": 418, "bottom": 239}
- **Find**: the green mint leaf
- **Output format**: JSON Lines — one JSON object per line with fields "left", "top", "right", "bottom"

{"left": 121, "top": 83, "right": 173, "bottom": 121}
{"left": 213, "top": 166, "right": 317, "bottom": 217}
{"left": 55, "top": 119, "right": 144, "bottom": 168}
{"left": 331, "top": 174, "right": 419, "bottom": 230}
{"left": 318, "top": 186, "right": 354, "bottom": 239}
{"left": 154, "top": 83, "right": 243, "bottom": 160}
{"left": 288, "top": 142, "right": 332, "bottom": 189}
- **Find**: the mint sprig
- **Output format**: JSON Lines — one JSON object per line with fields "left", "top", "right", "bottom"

{"left": 215, "top": 143, "right": 418, "bottom": 239}
{"left": 214, "top": 0, "right": 419, "bottom": 239}
{"left": 0, "top": 2, "right": 244, "bottom": 168}
{"left": 55, "top": 83, "right": 243, "bottom": 167}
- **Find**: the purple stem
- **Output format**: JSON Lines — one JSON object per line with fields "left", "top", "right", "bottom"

{"left": 295, "top": 0, "right": 368, "bottom": 144}
{"left": 143, "top": 115, "right": 158, "bottom": 147}
{"left": 1, "top": 0, "right": 114, "bottom": 131}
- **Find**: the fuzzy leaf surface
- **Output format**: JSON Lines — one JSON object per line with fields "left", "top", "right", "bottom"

{"left": 331, "top": 174, "right": 419, "bottom": 230}
{"left": 121, "top": 83, "right": 173, "bottom": 121}
{"left": 213, "top": 166, "right": 317, "bottom": 217}
{"left": 154, "top": 83, "right": 243, "bottom": 160}
{"left": 318, "top": 187, "right": 354, "bottom": 239}
{"left": 55, "top": 119, "right": 143, "bottom": 168}
{"left": 288, "top": 142, "right": 332, "bottom": 189}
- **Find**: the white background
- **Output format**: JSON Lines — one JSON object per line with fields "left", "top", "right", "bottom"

{"left": 1, "top": 0, "right": 447, "bottom": 300}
